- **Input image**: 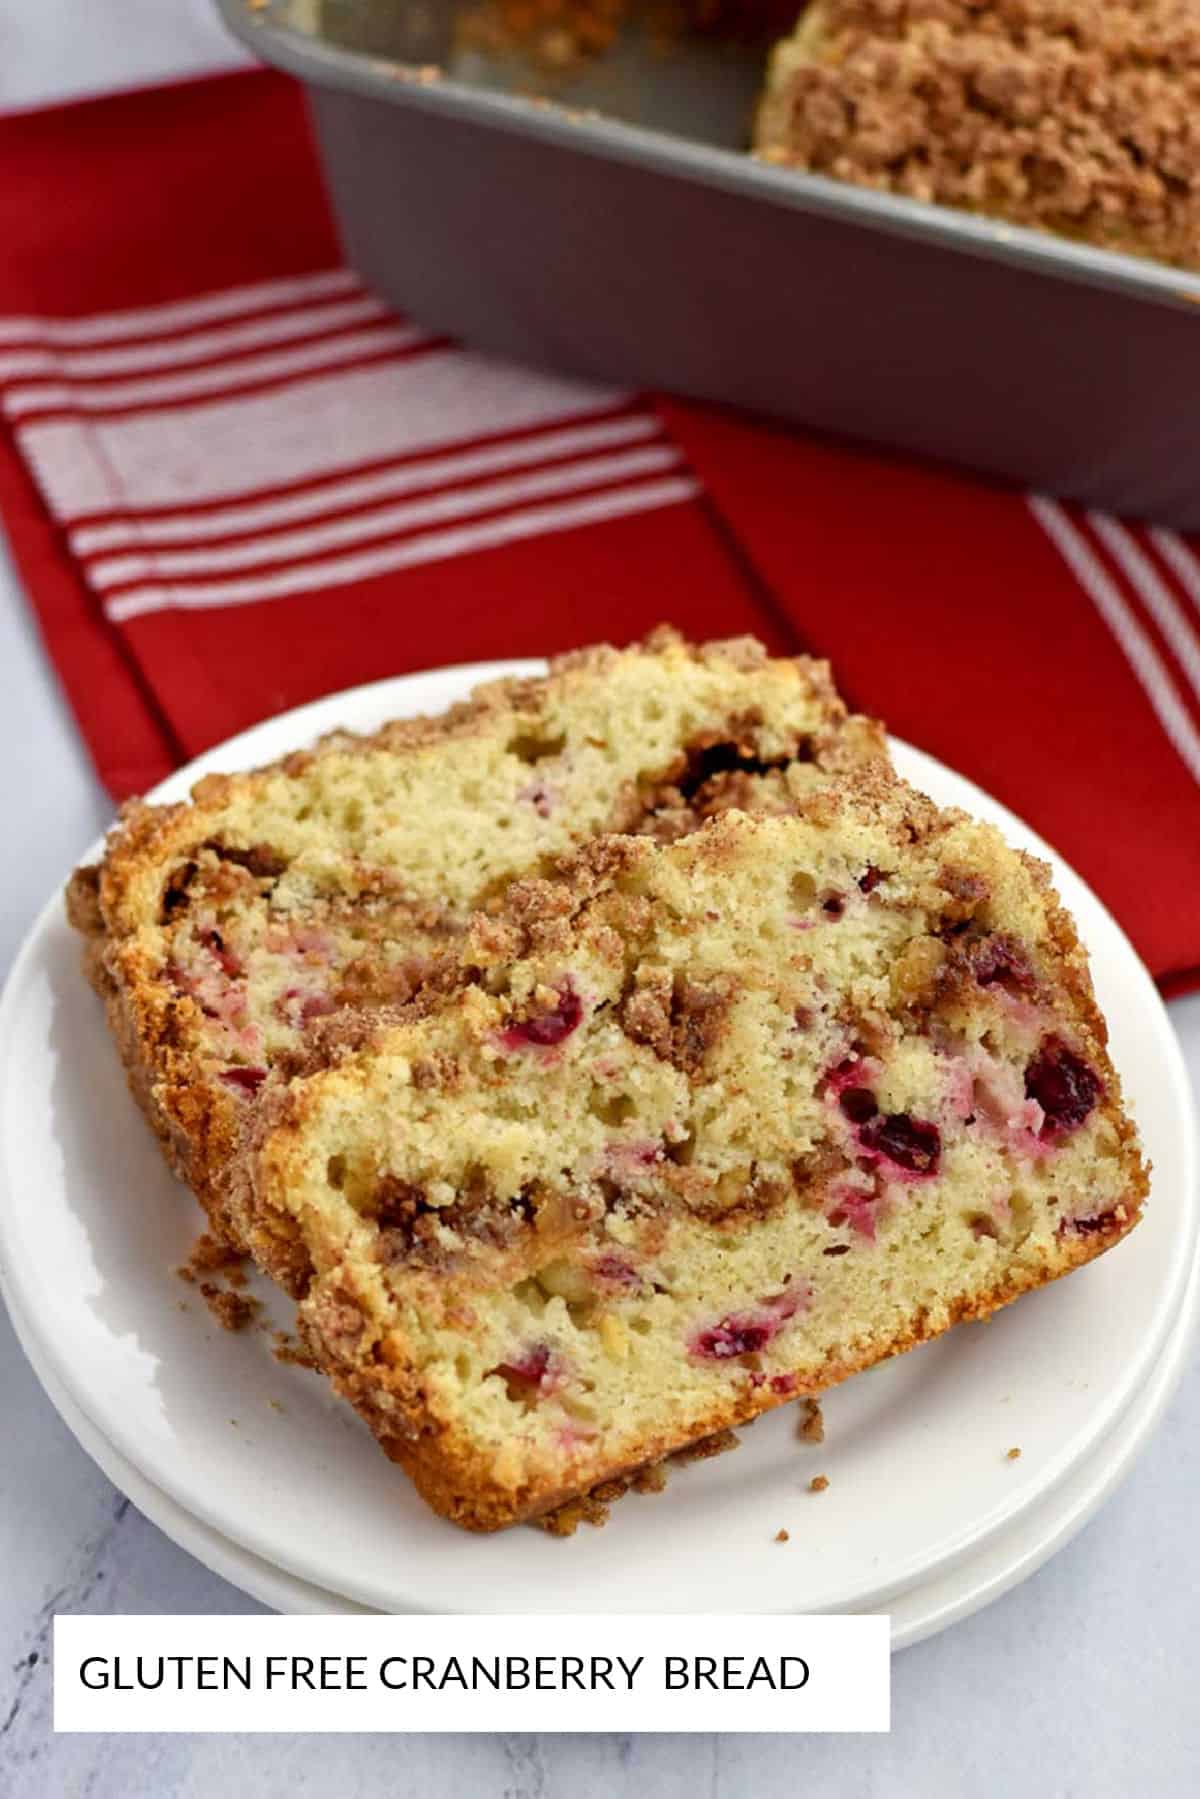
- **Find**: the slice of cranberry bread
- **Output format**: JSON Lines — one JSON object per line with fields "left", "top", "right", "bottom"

{"left": 242, "top": 778, "right": 1147, "bottom": 1531}
{"left": 67, "top": 630, "right": 883, "bottom": 1263}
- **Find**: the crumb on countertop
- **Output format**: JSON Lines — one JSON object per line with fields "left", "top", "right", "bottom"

{"left": 809, "top": 1474, "right": 830, "bottom": 1494}
{"left": 775, "top": 1527, "right": 790, "bottom": 1542}
{"left": 1007, "top": 1446, "right": 1022, "bottom": 1461}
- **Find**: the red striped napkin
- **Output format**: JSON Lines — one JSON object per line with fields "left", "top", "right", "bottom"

{"left": 2, "top": 70, "right": 1198, "bottom": 993}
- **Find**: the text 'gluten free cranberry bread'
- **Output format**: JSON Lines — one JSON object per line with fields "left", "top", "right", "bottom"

{"left": 66, "top": 631, "right": 884, "bottom": 1273}
{"left": 241, "top": 777, "right": 1146, "bottom": 1531}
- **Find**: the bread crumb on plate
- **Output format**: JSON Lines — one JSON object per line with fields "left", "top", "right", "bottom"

{"left": 798, "top": 1397, "right": 825, "bottom": 1443}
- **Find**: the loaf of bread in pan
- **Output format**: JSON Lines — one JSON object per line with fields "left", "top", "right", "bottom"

{"left": 66, "top": 630, "right": 884, "bottom": 1280}
{"left": 756, "top": 1, "right": 1200, "bottom": 270}
{"left": 241, "top": 781, "right": 1146, "bottom": 1530}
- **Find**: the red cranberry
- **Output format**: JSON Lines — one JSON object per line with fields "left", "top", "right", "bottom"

{"left": 519, "top": 779, "right": 555, "bottom": 819}
{"left": 501, "top": 982, "right": 582, "bottom": 1050}
{"left": 822, "top": 1055, "right": 870, "bottom": 1102}
{"left": 694, "top": 1315, "right": 774, "bottom": 1359}
{"left": 838, "top": 1086, "right": 878, "bottom": 1125}
{"left": 492, "top": 1343, "right": 556, "bottom": 1397}
{"left": 203, "top": 930, "right": 242, "bottom": 979}
{"left": 300, "top": 992, "right": 337, "bottom": 1024}
{"left": 858, "top": 866, "right": 885, "bottom": 894}
{"left": 220, "top": 1066, "right": 266, "bottom": 1094}
{"left": 821, "top": 893, "right": 845, "bottom": 919}
{"left": 277, "top": 987, "right": 338, "bottom": 1027}
{"left": 612, "top": 1141, "right": 661, "bottom": 1169}
{"left": 691, "top": 1285, "right": 806, "bottom": 1360}
{"left": 1062, "top": 1209, "right": 1120, "bottom": 1237}
{"left": 859, "top": 1112, "right": 941, "bottom": 1176}
{"left": 591, "top": 1253, "right": 641, "bottom": 1288}
{"left": 827, "top": 1183, "right": 878, "bottom": 1239}
{"left": 1025, "top": 1040, "right": 1100, "bottom": 1137}
{"left": 971, "top": 936, "right": 1035, "bottom": 994}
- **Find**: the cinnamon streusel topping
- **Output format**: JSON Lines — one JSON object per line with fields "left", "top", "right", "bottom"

{"left": 756, "top": 1, "right": 1200, "bottom": 268}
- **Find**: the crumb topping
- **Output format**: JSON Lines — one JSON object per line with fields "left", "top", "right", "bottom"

{"left": 758, "top": 0, "right": 1200, "bottom": 268}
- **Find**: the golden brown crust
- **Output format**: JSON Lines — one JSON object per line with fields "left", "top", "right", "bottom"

{"left": 70, "top": 885, "right": 241, "bottom": 1238}
{"left": 309, "top": 1210, "right": 1136, "bottom": 1532}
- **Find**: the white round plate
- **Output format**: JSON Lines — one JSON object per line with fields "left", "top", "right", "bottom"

{"left": 5, "top": 1213, "right": 1196, "bottom": 1648}
{"left": 1, "top": 663, "right": 1195, "bottom": 1616}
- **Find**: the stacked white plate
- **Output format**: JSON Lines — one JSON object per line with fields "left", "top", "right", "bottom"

{"left": 2, "top": 666, "right": 1196, "bottom": 1645}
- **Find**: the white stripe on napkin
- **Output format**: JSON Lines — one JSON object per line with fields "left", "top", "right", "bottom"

{"left": 3, "top": 321, "right": 431, "bottom": 419}
{"left": 1148, "top": 527, "right": 1200, "bottom": 622}
{"left": 1, "top": 269, "right": 701, "bottom": 623}
{"left": 0, "top": 269, "right": 359, "bottom": 350}
{"left": 18, "top": 349, "right": 633, "bottom": 520}
{"left": 1088, "top": 514, "right": 1200, "bottom": 708}
{"left": 0, "top": 293, "right": 389, "bottom": 384}
{"left": 1029, "top": 496, "right": 1200, "bottom": 785}
{"left": 89, "top": 445, "right": 684, "bottom": 589}
{"left": 69, "top": 414, "right": 663, "bottom": 555}
{"left": 105, "top": 475, "right": 702, "bottom": 621}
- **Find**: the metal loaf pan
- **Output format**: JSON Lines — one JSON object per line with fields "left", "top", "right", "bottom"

{"left": 219, "top": 0, "right": 1200, "bottom": 527}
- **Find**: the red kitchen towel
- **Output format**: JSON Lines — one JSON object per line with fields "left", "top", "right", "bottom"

{"left": 1, "top": 70, "right": 1198, "bottom": 994}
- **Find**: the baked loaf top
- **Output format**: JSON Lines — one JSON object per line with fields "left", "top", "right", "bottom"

{"left": 756, "top": 0, "right": 1200, "bottom": 270}
{"left": 67, "top": 630, "right": 884, "bottom": 1253}
{"left": 245, "top": 778, "right": 1146, "bottom": 1529}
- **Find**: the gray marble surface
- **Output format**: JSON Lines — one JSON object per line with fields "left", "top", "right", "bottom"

{"left": 2, "top": 6, "right": 1199, "bottom": 1794}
